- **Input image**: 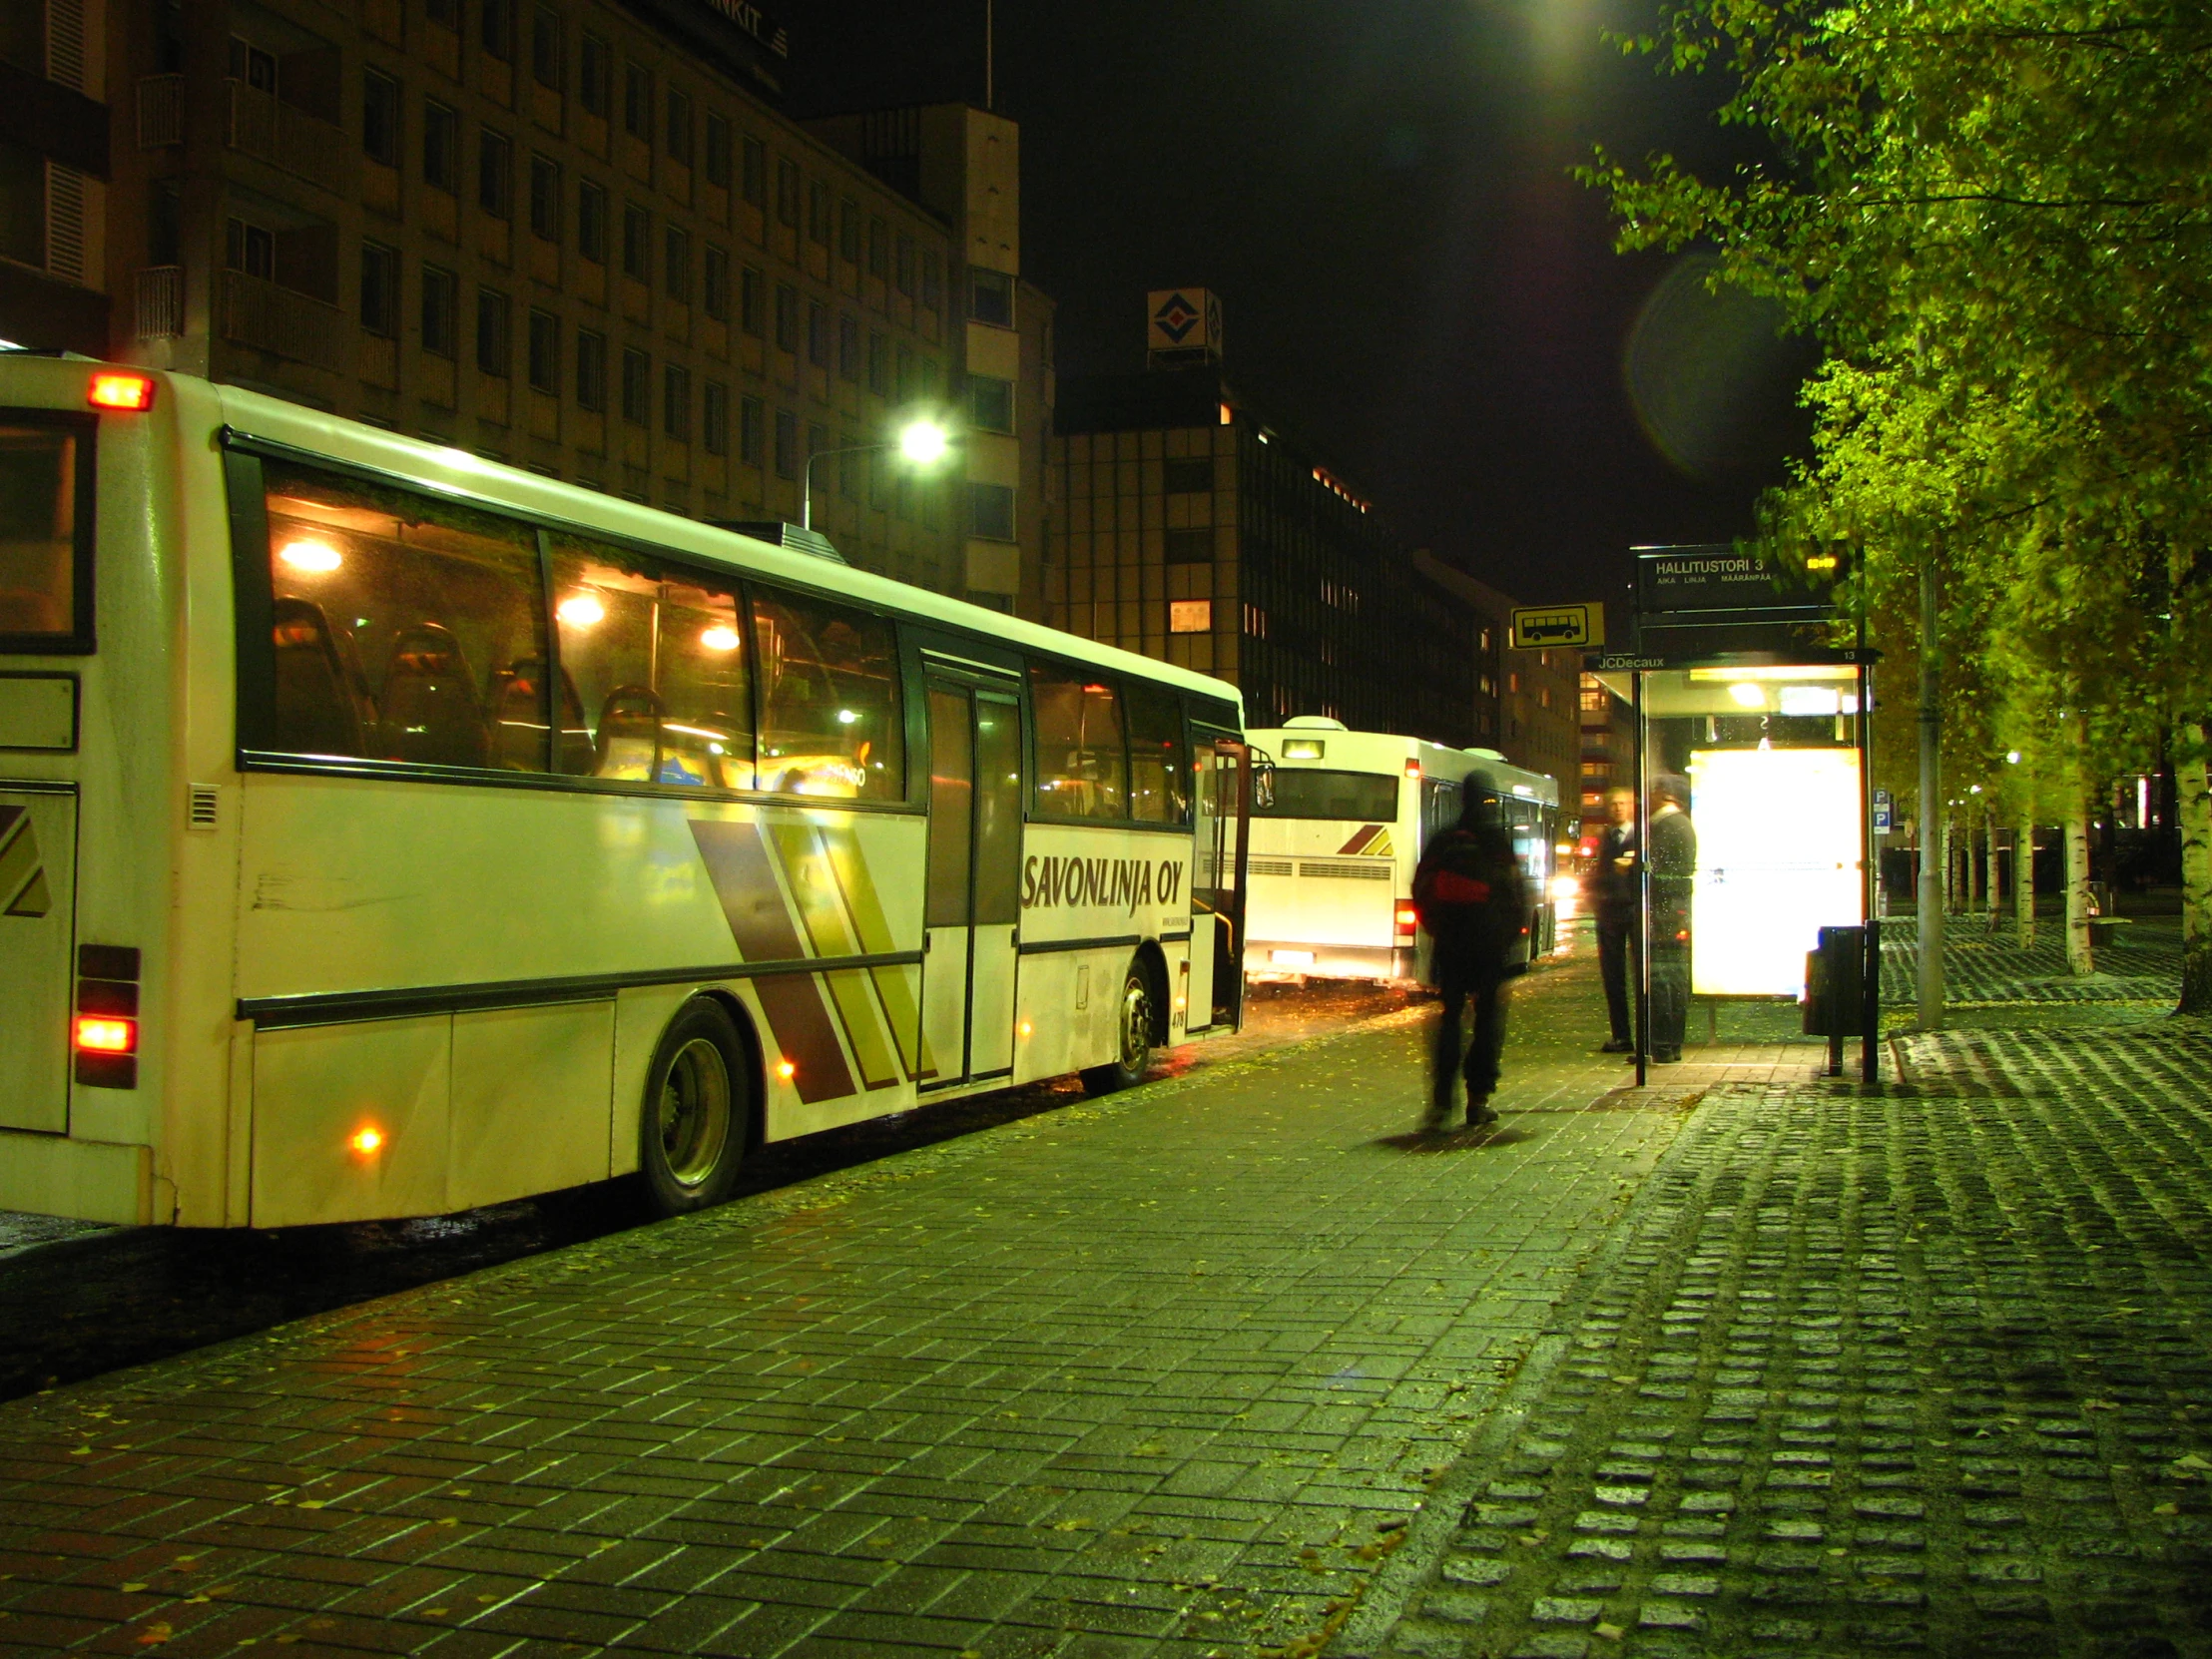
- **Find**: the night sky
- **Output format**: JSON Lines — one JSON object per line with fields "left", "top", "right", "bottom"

{"left": 783, "top": 0, "right": 1814, "bottom": 611}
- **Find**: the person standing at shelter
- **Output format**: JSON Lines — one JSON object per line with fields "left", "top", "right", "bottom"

{"left": 1412, "top": 780, "right": 1528, "bottom": 1132}
{"left": 1647, "top": 775, "right": 1697, "bottom": 1063}
{"left": 1590, "top": 786, "right": 1639, "bottom": 1054}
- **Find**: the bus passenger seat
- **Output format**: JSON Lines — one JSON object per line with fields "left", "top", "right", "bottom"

{"left": 488, "top": 657, "right": 555, "bottom": 771}
{"left": 270, "top": 598, "right": 364, "bottom": 757}
{"left": 595, "top": 684, "right": 663, "bottom": 780}
{"left": 375, "top": 623, "right": 489, "bottom": 769}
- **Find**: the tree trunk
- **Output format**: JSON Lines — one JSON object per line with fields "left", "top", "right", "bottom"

{"left": 1916, "top": 557, "right": 1943, "bottom": 1027}
{"left": 2180, "top": 722, "right": 2212, "bottom": 1012}
{"left": 1985, "top": 808, "right": 2001, "bottom": 932}
{"left": 2015, "top": 817, "right": 2035, "bottom": 950}
{"left": 2064, "top": 794, "right": 2094, "bottom": 977}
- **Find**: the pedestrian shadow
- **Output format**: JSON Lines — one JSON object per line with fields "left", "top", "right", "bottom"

{"left": 1371, "top": 1123, "right": 1526, "bottom": 1152}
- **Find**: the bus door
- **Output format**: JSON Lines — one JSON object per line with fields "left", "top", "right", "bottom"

{"left": 919, "top": 675, "right": 1023, "bottom": 1089}
{"left": 0, "top": 785, "right": 76, "bottom": 1133}
{"left": 1191, "top": 734, "right": 1253, "bottom": 1030}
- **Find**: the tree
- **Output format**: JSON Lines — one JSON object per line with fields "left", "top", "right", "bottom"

{"left": 1583, "top": 0, "right": 2212, "bottom": 1008}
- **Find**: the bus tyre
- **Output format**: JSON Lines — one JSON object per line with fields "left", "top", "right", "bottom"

{"left": 638, "top": 999, "right": 750, "bottom": 1217}
{"left": 1081, "top": 963, "right": 1155, "bottom": 1097}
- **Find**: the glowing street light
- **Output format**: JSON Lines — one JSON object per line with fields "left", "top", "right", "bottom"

{"left": 802, "top": 415, "right": 954, "bottom": 530}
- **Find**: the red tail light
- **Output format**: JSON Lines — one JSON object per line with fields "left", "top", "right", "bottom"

{"left": 88, "top": 372, "right": 157, "bottom": 411}
{"left": 75, "top": 1015, "right": 137, "bottom": 1054}
{"left": 1395, "top": 904, "right": 1419, "bottom": 935}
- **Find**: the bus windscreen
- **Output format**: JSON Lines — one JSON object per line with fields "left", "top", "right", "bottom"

{"left": 1256, "top": 769, "right": 1398, "bottom": 821}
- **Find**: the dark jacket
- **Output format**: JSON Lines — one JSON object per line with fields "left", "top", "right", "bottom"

{"left": 1648, "top": 805, "right": 1696, "bottom": 946}
{"left": 1412, "top": 809, "right": 1528, "bottom": 973}
{"left": 1590, "top": 822, "right": 1638, "bottom": 920}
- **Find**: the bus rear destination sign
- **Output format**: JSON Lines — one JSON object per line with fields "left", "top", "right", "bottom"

{"left": 1510, "top": 603, "right": 1603, "bottom": 651}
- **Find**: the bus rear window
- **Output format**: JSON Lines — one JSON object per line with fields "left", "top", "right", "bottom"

{"left": 0, "top": 418, "right": 91, "bottom": 652}
{"left": 1256, "top": 769, "right": 1398, "bottom": 822}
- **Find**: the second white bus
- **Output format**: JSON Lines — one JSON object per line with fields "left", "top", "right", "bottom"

{"left": 1242, "top": 720, "right": 1559, "bottom": 984}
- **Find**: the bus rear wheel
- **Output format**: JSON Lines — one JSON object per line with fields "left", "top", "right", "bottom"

{"left": 1080, "top": 963, "right": 1155, "bottom": 1097}
{"left": 638, "top": 999, "right": 751, "bottom": 1217}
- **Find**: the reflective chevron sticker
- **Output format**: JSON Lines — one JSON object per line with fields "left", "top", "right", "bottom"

{"left": 1336, "top": 825, "right": 1393, "bottom": 857}
{"left": 0, "top": 807, "right": 51, "bottom": 917}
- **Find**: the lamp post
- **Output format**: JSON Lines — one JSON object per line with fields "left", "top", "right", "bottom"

{"left": 801, "top": 417, "right": 951, "bottom": 530}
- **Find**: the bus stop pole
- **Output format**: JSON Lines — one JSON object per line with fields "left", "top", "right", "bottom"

{"left": 1633, "top": 668, "right": 1648, "bottom": 1090}
{"left": 1860, "top": 660, "right": 1881, "bottom": 1083}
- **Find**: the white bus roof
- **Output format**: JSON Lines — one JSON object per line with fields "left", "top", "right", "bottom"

{"left": 1247, "top": 725, "right": 1558, "bottom": 808}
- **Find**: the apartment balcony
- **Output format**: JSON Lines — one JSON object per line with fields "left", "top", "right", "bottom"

{"left": 216, "top": 270, "right": 344, "bottom": 371}
{"left": 135, "top": 266, "right": 184, "bottom": 339}
{"left": 226, "top": 81, "right": 353, "bottom": 196}
{"left": 136, "top": 75, "right": 184, "bottom": 148}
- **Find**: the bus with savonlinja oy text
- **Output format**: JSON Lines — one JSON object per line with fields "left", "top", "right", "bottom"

{"left": 0, "top": 356, "right": 1255, "bottom": 1227}
{"left": 1241, "top": 719, "right": 1558, "bottom": 984}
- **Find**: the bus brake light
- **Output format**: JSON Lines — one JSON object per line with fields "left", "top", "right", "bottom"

{"left": 88, "top": 373, "right": 157, "bottom": 412}
{"left": 74, "top": 1015, "right": 137, "bottom": 1054}
{"left": 1395, "top": 904, "right": 1419, "bottom": 934}
{"left": 1403, "top": 759, "right": 1421, "bottom": 780}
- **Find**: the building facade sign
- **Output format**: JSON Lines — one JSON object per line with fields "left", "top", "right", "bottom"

{"left": 618, "top": 0, "right": 790, "bottom": 96}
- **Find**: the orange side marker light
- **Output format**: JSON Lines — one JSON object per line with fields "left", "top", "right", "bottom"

{"left": 349, "top": 1126, "right": 385, "bottom": 1156}
{"left": 88, "top": 372, "right": 157, "bottom": 412}
{"left": 776, "top": 1059, "right": 797, "bottom": 1081}
{"left": 74, "top": 1015, "right": 137, "bottom": 1054}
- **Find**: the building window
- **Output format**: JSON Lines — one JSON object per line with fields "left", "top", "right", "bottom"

{"left": 578, "top": 33, "right": 608, "bottom": 116}
{"left": 664, "top": 365, "right": 690, "bottom": 442}
{"left": 773, "top": 283, "right": 797, "bottom": 352}
{"left": 664, "top": 88, "right": 692, "bottom": 167}
{"left": 703, "top": 246, "right": 729, "bottom": 320}
{"left": 968, "top": 375, "right": 1013, "bottom": 434}
{"left": 705, "top": 114, "right": 731, "bottom": 188}
{"left": 703, "top": 381, "right": 729, "bottom": 456}
{"left": 528, "top": 155, "right": 559, "bottom": 240}
{"left": 837, "top": 198, "right": 858, "bottom": 264}
{"left": 362, "top": 70, "right": 400, "bottom": 167}
{"left": 1164, "top": 456, "right": 1211, "bottom": 494}
{"left": 622, "top": 62, "right": 650, "bottom": 141}
{"left": 664, "top": 227, "right": 690, "bottom": 301}
{"left": 894, "top": 232, "right": 914, "bottom": 295}
{"left": 575, "top": 328, "right": 606, "bottom": 409}
{"left": 576, "top": 179, "right": 606, "bottom": 262}
{"left": 920, "top": 250, "right": 941, "bottom": 308}
{"left": 740, "top": 265, "right": 764, "bottom": 335}
{"left": 967, "top": 483, "right": 1015, "bottom": 542}
{"left": 478, "top": 129, "right": 512, "bottom": 218}
{"left": 223, "top": 215, "right": 274, "bottom": 278}
{"left": 773, "top": 408, "right": 797, "bottom": 478}
{"left": 530, "top": 4, "right": 561, "bottom": 89}
{"left": 423, "top": 100, "right": 457, "bottom": 193}
{"left": 622, "top": 204, "right": 649, "bottom": 281}
{"left": 741, "top": 135, "right": 765, "bottom": 207}
{"left": 866, "top": 216, "right": 887, "bottom": 280}
{"left": 476, "top": 288, "right": 511, "bottom": 377}
{"left": 480, "top": 0, "right": 514, "bottom": 61}
{"left": 808, "top": 179, "right": 830, "bottom": 245}
{"left": 866, "top": 331, "right": 887, "bottom": 394}
{"left": 1170, "top": 599, "right": 1212, "bottom": 634}
{"left": 807, "top": 301, "right": 828, "bottom": 367}
{"left": 837, "top": 313, "right": 858, "bottom": 381}
{"left": 775, "top": 157, "right": 799, "bottom": 228}
{"left": 360, "top": 243, "right": 398, "bottom": 336}
{"left": 894, "top": 344, "right": 912, "bottom": 401}
{"left": 1165, "top": 529, "right": 1212, "bottom": 565}
{"left": 740, "top": 394, "right": 763, "bottom": 465}
{"left": 526, "top": 308, "right": 558, "bottom": 393}
{"left": 970, "top": 268, "right": 1013, "bottom": 326}
{"left": 421, "top": 266, "right": 457, "bottom": 355}
{"left": 620, "top": 347, "right": 649, "bottom": 425}
{"left": 424, "top": 0, "right": 458, "bottom": 29}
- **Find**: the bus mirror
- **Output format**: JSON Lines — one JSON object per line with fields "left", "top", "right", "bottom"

{"left": 1253, "top": 756, "right": 1275, "bottom": 811}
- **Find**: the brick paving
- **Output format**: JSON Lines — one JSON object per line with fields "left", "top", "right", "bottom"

{"left": 1878, "top": 916, "right": 2182, "bottom": 1011}
{"left": 1351, "top": 1013, "right": 2212, "bottom": 1659}
{"left": 0, "top": 950, "right": 1789, "bottom": 1659}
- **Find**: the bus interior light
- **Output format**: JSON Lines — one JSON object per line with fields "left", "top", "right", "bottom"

{"left": 557, "top": 594, "right": 606, "bottom": 628}
{"left": 278, "top": 539, "right": 343, "bottom": 573}
{"left": 699, "top": 625, "right": 741, "bottom": 652}
{"left": 74, "top": 1015, "right": 137, "bottom": 1054}
{"left": 88, "top": 372, "right": 157, "bottom": 411}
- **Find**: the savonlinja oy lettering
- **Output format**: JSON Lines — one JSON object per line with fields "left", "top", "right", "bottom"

{"left": 1020, "top": 854, "right": 1185, "bottom": 914}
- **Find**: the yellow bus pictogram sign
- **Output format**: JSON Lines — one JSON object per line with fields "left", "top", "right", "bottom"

{"left": 1509, "top": 603, "right": 1603, "bottom": 651}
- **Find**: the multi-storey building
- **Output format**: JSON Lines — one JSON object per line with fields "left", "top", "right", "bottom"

{"left": 1576, "top": 671, "right": 1637, "bottom": 847}
{"left": 1412, "top": 555, "right": 1577, "bottom": 789}
{"left": 0, "top": 0, "right": 1050, "bottom": 607}
{"left": 1046, "top": 360, "right": 1495, "bottom": 747}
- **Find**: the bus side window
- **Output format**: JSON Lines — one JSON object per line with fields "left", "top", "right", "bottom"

{"left": 550, "top": 539, "right": 753, "bottom": 790}
{"left": 751, "top": 588, "right": 901, "bottom": 800}
{"left": 1029, "top": 664, "right": 1127, "bottom": 821}
{"left": 260, "top": 460, "right": 546, "bottom": 770}
{"left": 1125, "top": 682, "right": 1188, "bottom": 824}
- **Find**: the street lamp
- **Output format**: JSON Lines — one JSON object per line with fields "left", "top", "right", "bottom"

{"left": 802, "top": 416, "right": 952, "bottom": 530}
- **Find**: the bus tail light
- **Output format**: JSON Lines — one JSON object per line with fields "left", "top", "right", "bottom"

{"left": 1403, "top": 759, "right": 1422, "bottom": 780}
{"left": 1395, "top": 903, "right": 1419, "bottom": 937}
{"left": 75, "top": 944, "right": 141, "bottom": 1089}
{"left": 88, "top": 372, "right": 157, "bottom": 412}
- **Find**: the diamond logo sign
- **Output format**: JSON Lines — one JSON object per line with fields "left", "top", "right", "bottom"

{"left": 1153, "top": 292, "right": 1200, "bottom": 342}
{"left": 1147, "top": 287, "right": 1221, "bottom": 357}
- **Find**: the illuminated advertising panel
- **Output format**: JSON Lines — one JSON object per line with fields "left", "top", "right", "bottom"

{"left": 1690, "top": 747, "right": 1864, "bottom": 996}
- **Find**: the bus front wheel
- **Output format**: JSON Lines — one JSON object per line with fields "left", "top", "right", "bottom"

{"left": 638, "top": 999, "right": 751, "bottom": 1216}
{"left": 1080, "top": 963, "right": 1155, "bottom": 1097}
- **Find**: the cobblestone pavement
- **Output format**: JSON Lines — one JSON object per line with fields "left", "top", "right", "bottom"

{"left": 1878, "top": 915, "right": 2181, "bottom": 1012}
{"left": 1352, "top": 1014, "right": 2212, "bottom": 1659}
{"left": 0, "top": 953, "right": 1825, "bottom": 1659}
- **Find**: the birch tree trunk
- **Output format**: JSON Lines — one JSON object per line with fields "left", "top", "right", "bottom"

{"left": 1984, "top": 810, "right": 1999, "bottom": 930}
{"left": 2015, "top": 817, "right": 2035, "bottom": 949}
{"left": 2179, "top": 722, "right": 2212, "bottom": 1012}
{"left": 2064, "top": 794, "right": 2094, "bottom": 977}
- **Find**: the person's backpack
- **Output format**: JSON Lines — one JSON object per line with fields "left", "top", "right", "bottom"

{"left": 1412, "top": 824, "right": 1528, "bottom": 963}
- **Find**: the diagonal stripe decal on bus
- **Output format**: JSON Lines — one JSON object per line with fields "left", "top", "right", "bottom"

{"left": 767, "top": 824, "right": 903, "bottom": 1091}
{"left": 0, "top": 807, "right": 51, "bottom": 918}
{"left": 687, "top": 819, "right": 858, "bottom": 1104}
{"left": 1338, "top": 825, "right": 1388, "bottom": 856}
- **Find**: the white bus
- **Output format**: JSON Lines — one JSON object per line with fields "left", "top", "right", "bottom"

{"left": 0, "top": 357, "right": 1256, "bottom": 1228}
{"left": 1242, "top": 720, "right": 1559, "bottom": 984}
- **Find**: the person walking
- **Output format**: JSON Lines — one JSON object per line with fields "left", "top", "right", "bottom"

{"left": 1590, "top": 786, "right": 1639, "bottom": 1053}
{"left": 1647, "top": 774, "right": 1697, "bottom": 1063}
{"left": 1412, "top": 780, "right": 1528, "bottom": 1132}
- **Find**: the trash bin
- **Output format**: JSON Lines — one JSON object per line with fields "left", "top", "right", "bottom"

{"left": 1802, "top": 924, "right": 1866, "bottom": 1077}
